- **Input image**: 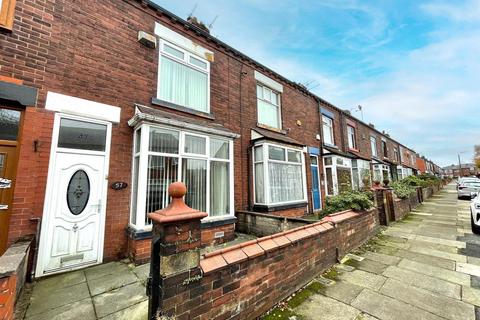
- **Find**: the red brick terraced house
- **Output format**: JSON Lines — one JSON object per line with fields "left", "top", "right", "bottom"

{"left": 0, "top": 0, "right": 431, "bottom": 277}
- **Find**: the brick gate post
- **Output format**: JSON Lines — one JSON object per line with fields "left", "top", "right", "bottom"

{"left": 147, "top": 182, "right": 207, "bottom": 320}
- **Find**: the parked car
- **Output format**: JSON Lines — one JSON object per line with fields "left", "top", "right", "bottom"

{"left": 458, "top": 180, "right": 480, "bottom": 199}
{"left": 457, "top": 177, "right": 480, "bottom": 190}
{"left": 470, "top": 193, "right": 480, "bottom": 234}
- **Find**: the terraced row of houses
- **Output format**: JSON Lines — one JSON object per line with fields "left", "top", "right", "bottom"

{"left": 0, "top": 0, "right": 441, "bottom": 277}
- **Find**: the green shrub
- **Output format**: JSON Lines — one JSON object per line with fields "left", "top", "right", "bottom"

{"left": 322, "top": 190, "right": 374, "bottom": 215}
{"left": 418, "top": 173, "right": 442, "bottom": 187}
{"left": 391, "top": 180, "right": 416, "bottom": 199}
{"left": 401, "top": 175, "right": 428, "bottom": 188}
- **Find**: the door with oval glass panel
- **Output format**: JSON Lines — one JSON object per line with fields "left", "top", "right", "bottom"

{"left": 37, "top": 116, "right": 111, "bottom": 275}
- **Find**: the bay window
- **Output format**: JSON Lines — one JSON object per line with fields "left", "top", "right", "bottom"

{"left": 373, "top": 164, "right": 390, "bottom": 183}
{"left": 131, "top": 124, "right": 233, "bottom": 229}
{"left": 322, "top": 115, "right": 334, "bottom": 145}
{"left": 257, "top": 84, "right": 281, "bottom": 129}
{"left": 157, "top": 40, "right": 210, "bottom": 113}
{"left": 324, "top": 155, "right": 352, "bottom": 196}
{"left": 352, "top": 159, "right": 371, "bottom": 190}
{"left": 253, "top": 143, "right": 306, "bottom": 205}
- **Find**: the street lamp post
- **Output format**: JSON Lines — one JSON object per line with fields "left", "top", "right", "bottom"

{"left": 458, "top": 151, "right": 467, "bottom": 177}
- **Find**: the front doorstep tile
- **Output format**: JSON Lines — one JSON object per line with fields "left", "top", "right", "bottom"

{"left": 93, "top": 282, "right": 147, "bottom": 318}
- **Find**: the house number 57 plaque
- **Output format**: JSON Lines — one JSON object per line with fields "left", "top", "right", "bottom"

{"left": 111, "top": 182, "right": 128, "bottom": 190}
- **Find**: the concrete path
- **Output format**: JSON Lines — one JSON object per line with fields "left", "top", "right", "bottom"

{"left": 16, "top": 232, "right": 256, "bottom": 319}
{"left": 265, "top": 183, "right": 480, "bottom": 320}
{"left": 19, "top": 261, "right": 150, "bottom": 320}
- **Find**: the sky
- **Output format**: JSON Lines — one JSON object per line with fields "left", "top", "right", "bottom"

{"left": 154, "top": 0, "right": 480, "bottom": 167}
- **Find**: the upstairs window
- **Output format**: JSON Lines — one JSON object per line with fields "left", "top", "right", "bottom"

{"left": 347, "top": 125, "right": 356, "bottom": 149}
{"left": 382, "top": 140, "right": 388, "bottom": 158}
{"left": 157, "top": 40, "right": 210, "bottom": 113}
{"left": 0, "top": 0, "right": 16, "bottom": 30}
{"left": 322, "top": 115, "right": 334, "bottom": 145}
{"left": 257, "top": 84, "right": 281, "bottom": 129}
{"left": 394, "top": 148, "right": 399, "bottom": 162}
{"left": 370, "top": 136, "right": 378, "bottom": 157}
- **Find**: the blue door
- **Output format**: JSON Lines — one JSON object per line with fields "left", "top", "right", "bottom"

{"left": 310, "top": 156, "right": 321, "bottom": 210}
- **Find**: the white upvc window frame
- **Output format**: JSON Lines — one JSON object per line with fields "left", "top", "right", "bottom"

{"left": 130, "top": 123, "right": 234, "bottom": 231}
{"left": 352, "top": 159, "right": 371, "bottom": 190}
{"left": 323, "top": 155, "right": 353, "bottom": 196}
{"left": 256, "top": 83, "right": 282, "bottom": 129}
{"left": 373, "top": 164, "right": 391, "bottom": 182}
{"left": 370, "top": 136, "right": 378, "bottom": 158}
{"left": 322, "top": 115, "right": 335, "bottom": 146}
{"left": 347, "top": 125, "right": 356, "bottom": 149}
{"left": 252, "top": 142, "right": 307, "bottom": 206}
{"left": 157, "top": 39, "right": 211, "bottom": 113}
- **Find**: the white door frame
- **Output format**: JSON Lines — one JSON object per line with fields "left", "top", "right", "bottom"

{"left": 36, "top": 112, "right": 112, "bottom": 277}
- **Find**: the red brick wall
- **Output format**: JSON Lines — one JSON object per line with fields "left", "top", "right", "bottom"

{"left": 158, "top": 209, "right": 380, "bottom": 319}
{"left": 343, "top": 116, "right": 372, "bottom": 160}
{"left": 127, "top": 224, "right": 236, "bottom": 264}
{"left": 0, "top": 275, "right": 17, "bottom": 320}
{"left": 2, "top": 0, "right": 322, "bottom": 259}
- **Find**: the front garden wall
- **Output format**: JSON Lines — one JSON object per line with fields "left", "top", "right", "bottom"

{"left": 156, "top": 209, "right": 379, "bottom": 319}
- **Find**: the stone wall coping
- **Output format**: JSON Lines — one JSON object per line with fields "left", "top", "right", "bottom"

{"left": 236, "top": 210, "right": 312, "bottom": 224}
{"left": 200, "top": 220, "right": 335, "bottom": 274}
{"left": 0, "top": 241, "right": 30, "bottom": 278}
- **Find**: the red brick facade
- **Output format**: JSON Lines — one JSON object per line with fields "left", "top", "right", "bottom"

{"left": 1, "top": 0, "right": 437, "bottom": 271}
{"left": 0, "top": 275, "right": 16, "bottom": 320}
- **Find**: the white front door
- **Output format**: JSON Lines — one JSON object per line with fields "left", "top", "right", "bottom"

{"left": 37, "top": 115, "right": 111, "bottom": 276}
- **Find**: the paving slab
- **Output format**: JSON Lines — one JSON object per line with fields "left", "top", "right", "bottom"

{"left": 88, "top": 269, "right": 139, "bottom": 296}
{"left": 397, "top": 259, "right": 470, "bottom": 286}
{"left": 393, "top": 248, "right": 456, "bottom": 270}
{"left": 296, "top": 293, "right": 361, "bottom": 320}
{"left": 132, "top": 263, "right": 150, "bottom": 282}
{"left": 462, "top": 286, "right": 480, "bottom": 307}
{"left": 26, "top": 282, "right": 91, "bottom": 317}
{"left": 337, "top": 270, "right": 386, "bottom": 291}
{"left": 319, "top": 280, "right": 364, "bottom": 304}
{"left": 351, "top": 289, "right": 444, "bottom": 320}
{"left": 349, "top": 258, "right": 389, "bottom": 274}
{"left": 382, "top": 266, "right": 461, "bottom": 299}
{"left": 32, "top": 270, "right": 86, "bottom": 293}
{"left": 457, "top": 262, "right": 480, "bottom": 277}
{"left": 25, "top": 297, "right": 96, "bottom": 320}
{"left": 407, "top": 245, "right": 467, "bottom": 262}
{"left": 380, "top": 279, "right": 475, "bottom": 320}
{"left": 93, "top": 282, "right": 147, "bottom": 318}
{"left": 361, "top": 251, "right": 401, "bottom": 266}
{"left": 100, "top": 300, "right": 148, "bottom": 320}
{"left": 414, "top": 235, "right": 466, "bottom": 248}
{"left": 85, "top": 262, "right": 130, "bottom": 281}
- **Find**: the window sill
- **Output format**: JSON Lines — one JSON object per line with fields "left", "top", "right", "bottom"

{"left": 323, "top": 143, "right": 338, "bottom": 149}
{"left": 256, "top": 123, "right": 286, "bottom": 134}
{"left": 253, "top": 201, "right": 308, "bottom": 213}
{"left": 349, "top": 148, "right": 360, "bottom": 153}
{"left": 151, "top": 97, "right": 215, "bottom": 120}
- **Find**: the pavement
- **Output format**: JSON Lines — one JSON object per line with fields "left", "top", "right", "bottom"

{"left": 265, "top": 183, "right": 480, "bottom": 320}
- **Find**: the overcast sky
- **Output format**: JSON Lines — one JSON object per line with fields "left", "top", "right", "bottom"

{"left": 155, "top": 0, "right": 480, "bottom": 167}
